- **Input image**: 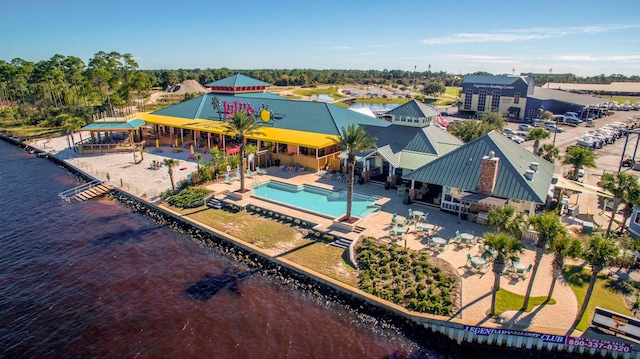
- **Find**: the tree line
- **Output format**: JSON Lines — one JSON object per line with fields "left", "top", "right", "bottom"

{"left": 2, "top": 50, "right": 639, "bottom": 129}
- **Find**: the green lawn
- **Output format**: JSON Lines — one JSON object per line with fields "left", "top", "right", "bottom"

{"left": 494, "top": 288, "right": 556, "bottom": 316}
{"left": 293, "top": 86, "right": 345, "bottom": 99}
{"left": 563, "top": 265, "right": 633, "bottom": 331}
{"left": 0, "top": 119, "right": 64, "bottom": 139}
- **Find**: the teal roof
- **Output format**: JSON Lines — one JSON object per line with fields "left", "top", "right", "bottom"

{"left": 151, "top": 92, "right": 389, "bottom": 136}
{"left": 404, "top": 131, "right": 555, "bottom": 203}
{"left": 204, "top": 73, "right": 271, "bottom": 88}
{"left": 82, "top": 118, "right": 145, "bottom": 131}
{"left": 366, "top": 124, "right": 462, "bottom": 155}
{"left": 385, "top": 99, "right": 439, "bottom": 118}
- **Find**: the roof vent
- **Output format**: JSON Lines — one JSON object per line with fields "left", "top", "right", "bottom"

{"left": 530, "top": 162, "right": 539, "bottom": 172}
{"left": 525, "top": 169, "right": 535, "bottom": 181}
{"left": 488, "top": 150, "right": 495, "bottom": 158}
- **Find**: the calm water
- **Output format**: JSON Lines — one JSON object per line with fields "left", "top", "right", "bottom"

{"left": 251, "top": 181, "right": 379, "bottom": 218}
{"left": 0, "top": 141, "right": 436, "bottom": 358}
{"left": 349, "top": 102, "right": 400, "bottom": 111}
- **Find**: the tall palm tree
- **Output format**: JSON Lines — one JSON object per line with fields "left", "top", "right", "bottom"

{"left": 482, "top": 232, "right": 525, "bottom": 317}
{"left": 536, "top": 143, "right": 560, "bottom": 163}
{"left": 223, "top": 111, "right": 265, "bottom": 193}
{"left": 599, "top": 172, "right": 640, "bottom": 235}
{"left": 485, "top": 205, "right": 527, "bottom": 239}
{"left": 163, "top": 158, "right": 179, "bottom": 193}
{"left": 523, "top": 211, "right": 568, "bottom": 308}
{"left": 547, "top": 234, "right": 582, "bottom": 302}
{"left": 571, "top": 233, "right": 618, "bottom": 332}
{"left": 562, "top": 146, "right": 596, "bottom": 180}
{"left": 333, "top": 124, "right": 377, "bottom": 221}
{"left": 527, "top": 127, "right": 550, "bottom": 154}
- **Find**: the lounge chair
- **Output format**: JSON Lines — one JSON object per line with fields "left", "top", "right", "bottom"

{"left": 293, "top": 164, "right": 300, "bottom": 172}
{"left": 246, "top": 168, "right": 256, "bottom": 178}
{"left": 256, "top": 167, "right": 268, "bottom": 175}
{"left": 235, "top": 170, "right": 242, "bottom": 179}
{"left": 282, "top": 163, "right": 289, "bottom": 171}
{"left": 331, "top": 172, "right": 341, "bottom": 181}
{"left": 225, "top": 173, "right": 236, "bottom": 184}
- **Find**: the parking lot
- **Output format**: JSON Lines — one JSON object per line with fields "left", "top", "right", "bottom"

{"left": 503, "top": 111, "right": 640, "bottom": 180}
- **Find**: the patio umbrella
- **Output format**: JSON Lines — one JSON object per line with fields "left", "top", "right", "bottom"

{"left": 155, "top": 139, "right": 159, "bottom": 148}
{"left": 190, "top": 144, "right": 194, "bottom": 154}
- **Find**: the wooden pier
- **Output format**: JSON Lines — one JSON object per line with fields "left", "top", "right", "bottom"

{"left": 59, "top": 180, "right": 113, "bottom": 202}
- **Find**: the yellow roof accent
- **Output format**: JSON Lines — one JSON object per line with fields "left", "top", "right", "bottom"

{"left": 136, "top": 113, "right": 338, "bottom": 149}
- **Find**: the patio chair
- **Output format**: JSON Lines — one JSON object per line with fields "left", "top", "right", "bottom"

{"left": 235, "top": 170, "right": 242, "bottom": 179}
{"left": 224, "top": 173, "right": 236, "bottom": 184}
{"left": 294, "top": 164, "right": 300, "bottom": 172}
{"left": 282, "top": 163, "right": 289, "bottom": 171}
{"left": 319, "top": 170, "right": 331, "bottom": 179}
{"left": 246, "top": 168, "right": 256, "bottom": 178}
{"left": 408, "top": 208, "right": 414, "bottom": 220}
{"left": 256, "top": 167, "right": 268, "bottom": 175}
{"left": 331, "top": 172, "right": 341, "bottom": 181}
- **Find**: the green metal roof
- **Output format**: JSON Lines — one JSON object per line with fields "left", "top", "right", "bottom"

{"left": 404, "top": 131, "right": 555, "bottom": 203}
{"left": 151, "top": 91, "right": 389, "bottom": 136}
{"left": 363, "top": 124, "right": 462, "bottom": 170}
{"left": 81, "top": 118, "right": 145, "bottom": 131}
{"left": 385, "top": 99, "right": 439, "bottom": 118}
{"left": 204, "top": 73, "right": 272, "bottom": 88}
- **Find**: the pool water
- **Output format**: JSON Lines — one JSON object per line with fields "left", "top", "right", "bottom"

{"left": 251, "top": 181, "right": 380, "bottom": 219}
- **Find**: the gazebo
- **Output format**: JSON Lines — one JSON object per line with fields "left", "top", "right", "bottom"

{"left": 79, "top": 118, "right": 146, "bottom": 155}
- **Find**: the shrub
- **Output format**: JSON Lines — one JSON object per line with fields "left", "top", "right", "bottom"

{"left": 293, "top": 219, "right": 301, "bottom": 225}
{"left": 167, "top": 187, "right": 211, "bottom": 208}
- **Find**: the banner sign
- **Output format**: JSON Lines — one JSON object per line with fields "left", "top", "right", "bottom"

{"left": 593, "top": 307, "right": 640, "bottom": 341}
{"left": 464, "top": 325, "right": 633, "bottom": 352}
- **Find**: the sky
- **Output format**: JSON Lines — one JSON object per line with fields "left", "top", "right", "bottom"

{"left": 1, "top": 0, "right": 640, "bottom": 77}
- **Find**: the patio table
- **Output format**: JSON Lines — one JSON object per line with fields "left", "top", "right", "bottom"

{"left": 391, "top": 226, "right": 407, "bottom": 236}
{"left": 431, "top": 237, "right": 446, "bottom": 245}
{"left": 470, "top": 256, "right": 486, "bottom": 266}
{"left": 511, "top": 261, "right": 526, "bottom": 270}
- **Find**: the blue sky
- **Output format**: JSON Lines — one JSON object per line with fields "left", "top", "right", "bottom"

{"left": 2, "top": 0, "right": 639, "bottom": 76}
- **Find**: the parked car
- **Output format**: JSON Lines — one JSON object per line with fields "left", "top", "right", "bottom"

{"left": 503, "top": 128, "right": 516, "bottom": 135}
{"left": 508, "top": 135, "right": 525, "bottom": 144}
{"left": 518, "top": 124, "right": 534, "bottom": 131}
{"left": 564, "top": 112, "right": 581, "bottom": 121}
{"left": 545, "top": 124, "right": 563, "bottom": 133}
{"left": 563, "top": 117, "right": 582, "bottom": 127}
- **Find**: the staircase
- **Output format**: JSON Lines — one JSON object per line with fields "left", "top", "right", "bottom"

{"left": 331, "top": 237, "right": 353, "bottom": 249}
{"left": 207, "top": 197, "right": 226, "bottom": 209}
{"left": 59, "top": 180, "right": 112, "bottom": 202}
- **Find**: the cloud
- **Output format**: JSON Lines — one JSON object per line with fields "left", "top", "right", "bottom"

{"left": 553, "top": 54, "right": 640, "bottom": 62}
{"left": 333, "top": 46, "right": 353, "bottom": 50}
{"left": 421, "top": 24, "right": 640, "bottom": 45}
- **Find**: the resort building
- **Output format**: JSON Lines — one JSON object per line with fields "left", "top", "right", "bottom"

{"left": 127, "top": 74, "right": 462, "bottom": 184}
{"left": 403, "top": 131, "right": 555, "bottom": 221}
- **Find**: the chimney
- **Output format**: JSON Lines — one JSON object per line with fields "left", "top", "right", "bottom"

{"left": 478, "top": 151, "right": 499, "bottom": 195}
{"left": 530, "top": 162, "right": 539, "bottom": 172}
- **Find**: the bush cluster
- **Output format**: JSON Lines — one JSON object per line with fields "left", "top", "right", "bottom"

{"left": 245, "top": 204, "right": 313, "bottom": 229}
{"left": 167, "top": 187, "right": 211, "bottom": 208}
{"left": 356, "top": 238, "right": 456, "bottom": 316}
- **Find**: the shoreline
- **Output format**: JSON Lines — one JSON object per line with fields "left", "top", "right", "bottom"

{"left": 0, "top": 133, "right": 623, "bottom": 358}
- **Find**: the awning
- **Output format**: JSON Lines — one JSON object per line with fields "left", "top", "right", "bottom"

{"left": 459, "top": 192, "right": 508, "bottom": 207}
{"left": 552, "top": 175, "right": 613, "bottom": 198}
{"left": 135, "top": 113, "right": 338, "bottom": 149}
{"left": 81, "top": 118, "right": 146, "bottom": 131}
{"left": 508, "top": 107, "right": 520, "bottom": 112}
{"left": 226, "top": 146, "right": 240, "bottom": 155}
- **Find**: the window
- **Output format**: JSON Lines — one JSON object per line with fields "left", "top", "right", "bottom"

{"left": 527, "top": 109, "right": 536, "bottom": 118}
{"left": 514, "top": 92, "right": 520, "bottom": 104}
{"left": 478, "top": 90, "right": 487, "bottom": 112}
{"left": 491, "top": 90, "right": 501, "bottom": 112}
{"left": 635, "top": 211, "right": 640, "bottom": 225}
{"left": 464, "top": 89, "right": 473, "bottom": 110}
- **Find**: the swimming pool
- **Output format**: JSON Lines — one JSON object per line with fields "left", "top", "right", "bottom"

{"left": 251, "top": 181, "right": 381, "bottom": 219}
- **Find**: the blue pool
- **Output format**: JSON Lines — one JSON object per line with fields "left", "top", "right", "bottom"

{"left": 251, "top": 181, "right": 380, "bottom": 219}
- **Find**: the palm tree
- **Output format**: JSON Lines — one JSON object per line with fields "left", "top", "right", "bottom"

{"left": 223, "top": 111, "right": 265, "bottom": 193}
{"left": 547, "top": 234, "right": 582, "bottom": 302}
{"left": 482, "top": 232, "right": 525, "bottom": 317}
{"left": 562, "top": 146, "right": 596, "bottom": 180}
{"left": 620, "top": 185, "right": 640, "bottom": 232}
{"left": 536, "top": 143, "right": 560, "bottom": 163}
{"left": 571, "top": 233, "right": 618, "bottom": 331}
{"left": 485, "top": 205, "right": 527, "bottom": 239}
{"left": 523, "top": 211, "right": 568, "bottom": 309}
{"left": 333, "top": 124, "right": 377, "bottom": 221}
{"left": 527, "top": 127, "right": 550, "bottom": 154}
{"left": 163, "top": 158, "right": 179, "bottom": 193}
{"left": 599, "top": 172, "right": 640, "bottom": 235}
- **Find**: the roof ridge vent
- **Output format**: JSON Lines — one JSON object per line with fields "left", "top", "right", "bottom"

{"left": 530, "top": 162, "right": 539, "bottom": 172}
{"left": 525, "top": 169, "right": 535, "bottom": 181}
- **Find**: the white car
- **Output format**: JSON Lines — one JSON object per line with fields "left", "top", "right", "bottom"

{"left": 545, "top": 124, "right": 563, "bottom": 133}
{"left": 518, "top": 124, "right": 534, "bottom": 131}
{"left": 508, "top": 135, "right": 525, "bottom": 144}
{"left": 503, "top": 128, "right": 516, "bottom": 135}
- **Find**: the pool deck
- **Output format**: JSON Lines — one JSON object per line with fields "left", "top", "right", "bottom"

{"left": 29, "top": 137, "right": 590, "bottom": 336}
